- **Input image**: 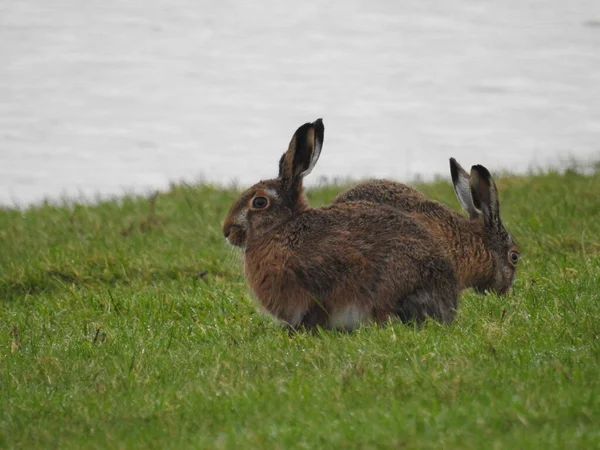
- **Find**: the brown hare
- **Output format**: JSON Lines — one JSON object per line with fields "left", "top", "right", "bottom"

{"left": 334, "top": 159, "right": 520, "bottom": 295}
{"left": 222, "top": 119, "right": 458, "bottom": 330}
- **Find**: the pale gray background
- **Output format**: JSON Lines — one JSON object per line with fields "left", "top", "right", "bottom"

{"left": 1, "top": 0, "right": 599, "bottom": 205}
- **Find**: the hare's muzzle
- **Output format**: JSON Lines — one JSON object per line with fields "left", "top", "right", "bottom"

{"left": 222, "top": 224, "right": 246, "bottom": 247}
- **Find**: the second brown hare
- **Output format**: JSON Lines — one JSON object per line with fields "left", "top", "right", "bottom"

{"left": 222, "top": 119, "right": 458, "bottom": 331}
{"left": 335, "top": 159, "right": 520, "bottom": 295}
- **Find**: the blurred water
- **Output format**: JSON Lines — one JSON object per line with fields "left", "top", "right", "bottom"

{"left": 1, "top": 0, "right": 599, "bottom": 206}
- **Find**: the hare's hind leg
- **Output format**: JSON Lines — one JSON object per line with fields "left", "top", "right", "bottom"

{"left": 396, "top": 260, "right": 459, "bottom": 324}
{"left": 298, "top": 302, "right": 330, "bottom": 330}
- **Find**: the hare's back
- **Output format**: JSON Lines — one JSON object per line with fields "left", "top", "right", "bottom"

{"left": 336, "top": 180, "right": 463, "bottom": 222}
{"left": 335, "top": 180, "right": 423, "bottom": 203}
{"left": 288, "top": 202, "right": 440, "bottom": 256}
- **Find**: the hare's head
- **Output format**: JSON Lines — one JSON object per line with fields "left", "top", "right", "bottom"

{"left": 450, "top": 158, "right": 520, "bottom": 295}
{"left": 222, "top": 119, "right": 324, "bottom": 248}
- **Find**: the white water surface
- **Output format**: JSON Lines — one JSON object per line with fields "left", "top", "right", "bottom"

{"left": 1, "top": 0, "right": 599, "bottom": 205}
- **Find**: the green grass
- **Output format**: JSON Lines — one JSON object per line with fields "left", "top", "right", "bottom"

{"left": 1, "top": 168, "right": 599, "bottom": 449}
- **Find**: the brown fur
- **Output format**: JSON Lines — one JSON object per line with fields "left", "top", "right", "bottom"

{"left": 334, "top": 162, "right": 520, "bottom": 295}
{"left": 222, "top": 120, "right": 458, "bottom": 330}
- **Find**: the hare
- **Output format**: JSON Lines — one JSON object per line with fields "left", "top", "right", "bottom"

{"left": 334, "top": 159, "right": 520, "bottom": 295}
{"left": 222, "top": 119, "right": 458, "bottom": 330}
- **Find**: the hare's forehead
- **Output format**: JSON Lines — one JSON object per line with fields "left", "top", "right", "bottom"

{"left": 501, "top": 229, "right": 517, "bottom": 249}
{"left": 508, "top": 233, "right": 519, "bottom": 249}
{"left": 264, "top": 188, "right": 279, "bottom": 199}
{"left": 242, "top": 181, "right": 280, "bottom": 200}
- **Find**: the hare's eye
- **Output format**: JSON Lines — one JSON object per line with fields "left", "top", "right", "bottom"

{"left": 252, "top": 196, "right": 268, "bottom": 209}
{"left": 509, "top": 251, "right": 519, "bottom": 266}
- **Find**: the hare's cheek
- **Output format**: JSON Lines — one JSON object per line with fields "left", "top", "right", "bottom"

{"left": 502, "top": 266, "right": 517, "bottom": 289}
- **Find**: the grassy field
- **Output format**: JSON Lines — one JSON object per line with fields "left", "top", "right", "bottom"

{"left": 1, "top": 167, "right": 599, "bottom": 449}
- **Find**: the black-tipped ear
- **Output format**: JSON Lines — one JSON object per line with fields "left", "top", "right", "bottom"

{"left": 450, "top": 158, "right": 480, "bottom": 219}
{"left": 278, "top": 119, "right": 324, "bottom": 191}
{"left": 469, "top": 164, "right": 500, "bottom": 228}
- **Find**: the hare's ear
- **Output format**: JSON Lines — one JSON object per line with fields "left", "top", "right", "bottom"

{"left": 450, "top": 157, "right": 480, "bottom": 219}
{"left": 278, "top": 119, "right": 324, "bottom": 190}
{"left": 469, "top": 164, "right": 501, "bottom": 229}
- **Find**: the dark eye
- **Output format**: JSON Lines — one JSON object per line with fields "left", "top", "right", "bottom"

{"left": 509, "top": 251, "right": 520, "bottom": 265}
{"left": 252, "top": 196, "right": 268, "bottom": 209}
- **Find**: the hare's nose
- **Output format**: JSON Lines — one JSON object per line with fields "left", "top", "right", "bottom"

{"left": 222, "top": 227, "right": 231, "bottom": 238}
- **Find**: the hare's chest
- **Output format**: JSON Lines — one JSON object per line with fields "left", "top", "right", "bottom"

{"left": 244, "top": 242, "right": 286, "bottom": 291}
{"left": 243, "top": 244, "right": 312, "bottom": 326}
